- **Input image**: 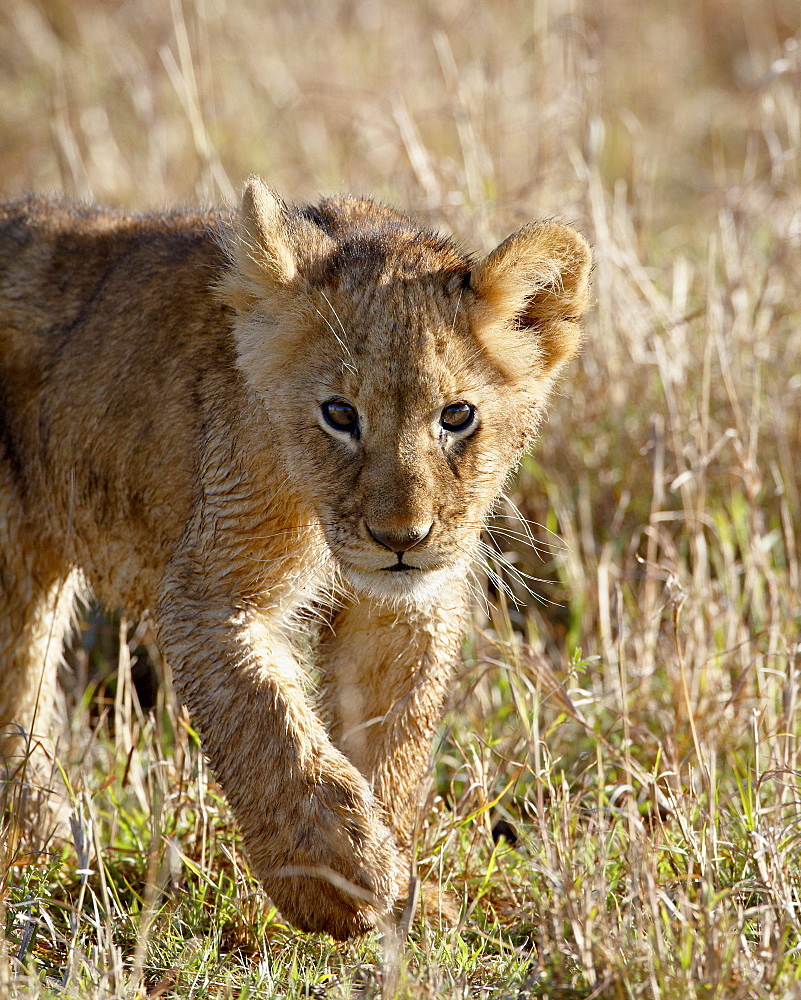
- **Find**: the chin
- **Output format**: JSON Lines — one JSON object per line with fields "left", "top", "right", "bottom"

{"left": 344, "top": 564, "right": 457, "bottom": 607}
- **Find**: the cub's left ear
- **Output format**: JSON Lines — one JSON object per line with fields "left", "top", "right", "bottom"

{"left": 470, "top": 222, "right": 592, "bottom": 381}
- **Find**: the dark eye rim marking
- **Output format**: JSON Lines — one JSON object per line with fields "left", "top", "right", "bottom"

{"left": 440, "top": 401, "right": 476, "bottom": 433}
{"left": 321, "top": 398, "right": 360, "bottom": 437}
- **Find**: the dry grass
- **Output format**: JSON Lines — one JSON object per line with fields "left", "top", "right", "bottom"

{"left": 1, "top": 0, "right": 800, "bottom": 996}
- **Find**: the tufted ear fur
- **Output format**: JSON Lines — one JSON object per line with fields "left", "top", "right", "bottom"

{"left": 239, "top": 177, "right": 299, "bottom": 286}
{"left": 470, "top": 222, "right": 592, "bottom": 383}
{"left": 220, "top": 176, "right": 335, "bottom": 311}
{"left": 221, "top": 177, "right": 339, "bottom": 383}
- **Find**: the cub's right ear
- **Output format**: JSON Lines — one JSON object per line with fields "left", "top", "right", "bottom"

{"left": 239, "top": 176, "right": 298, "bottom": 285}
{"left": 222, "top": 176, "right": 333, "bottom": 309}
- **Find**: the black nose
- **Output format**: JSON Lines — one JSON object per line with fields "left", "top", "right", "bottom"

{"left": 367, "top": 523, "right": 432, "bottom": 553}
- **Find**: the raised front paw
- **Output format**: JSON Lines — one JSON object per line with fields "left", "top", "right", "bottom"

{"left": 251, "top": 767, "right": 402, "bottom": 939}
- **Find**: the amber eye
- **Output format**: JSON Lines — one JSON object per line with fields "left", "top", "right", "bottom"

{"left": 440, "top": 401, "right": 476, "bottom": 433}
{"left": 322, "top": 399, "right": 359, "bottom": 436}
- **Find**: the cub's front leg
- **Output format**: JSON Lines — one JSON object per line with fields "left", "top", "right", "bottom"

{"left": 317, "top": 590, "right": 467, "bottom": 905}
{"left": 156, "top": 544, "right": 401, "bottom": 939}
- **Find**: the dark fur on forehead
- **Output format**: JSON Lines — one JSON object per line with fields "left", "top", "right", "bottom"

{"left": 298, "top": 196, "right": 471, "bottom": 285}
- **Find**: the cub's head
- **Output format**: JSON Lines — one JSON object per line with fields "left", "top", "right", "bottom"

{"left": 222, "top": 177, "right": 591, "bottom": 605}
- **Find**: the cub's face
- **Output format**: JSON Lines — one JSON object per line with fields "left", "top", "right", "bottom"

{"left": 264, "top": 274, "right": 533, "bottom": 604}
{"left": 224, "top": 180, "right": 591, "bottom": 605}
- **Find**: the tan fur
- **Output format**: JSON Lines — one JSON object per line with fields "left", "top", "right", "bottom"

{"left": 0, "top": 178, "right": 591, "bottom": 938}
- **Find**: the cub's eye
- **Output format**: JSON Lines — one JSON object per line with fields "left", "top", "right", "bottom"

{"left": 440, "top": 401, "right": 476, "bottom": 433}
{"left": 321, "top": 399, "right": 359, "bottom": 436}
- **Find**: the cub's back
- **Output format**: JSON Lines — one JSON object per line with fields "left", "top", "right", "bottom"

{"left": 0, "top": 198, "right": 240, "bottom": 605}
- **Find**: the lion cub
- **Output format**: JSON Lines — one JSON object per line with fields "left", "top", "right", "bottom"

{"left": 0, "top": 178, "right": 590, "bottom": 938}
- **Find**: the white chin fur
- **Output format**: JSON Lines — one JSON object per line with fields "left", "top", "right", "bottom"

{"left": 344, "top": 565, "right": 457, "bottom": 607}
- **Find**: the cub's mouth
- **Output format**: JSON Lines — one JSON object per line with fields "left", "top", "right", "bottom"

{"left": 342, "top": 558, "right": 456, "bottom": 606}
{"left": 382, "top": 553, "right": 422, "bottom": 573}
{"left": 383, "top": 562, "right": 421, "bottom": 573}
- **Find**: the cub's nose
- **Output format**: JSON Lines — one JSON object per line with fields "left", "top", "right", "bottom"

{"left": 367, "top": 522, "right": 433, "bottom": 553}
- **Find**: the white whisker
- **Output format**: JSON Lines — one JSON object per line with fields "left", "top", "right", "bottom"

{"left": 496, "top": 492, "right": 566, "bottom": 551}
{"left": 317, "top": 291, "right": 357, "bottom": 376}
{"left": 484, "top": 525, "right": 556, "bottom": 560}
{"left": 466, "top": 566, "right": 491, "bottom": 617}
{"left": 477, "top": 541, "right": 562, "bottom": 609}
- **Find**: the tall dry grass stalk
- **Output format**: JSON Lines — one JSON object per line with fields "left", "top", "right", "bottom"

{"left": 1, "top": 0, "right": 800, "bottom": 995}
